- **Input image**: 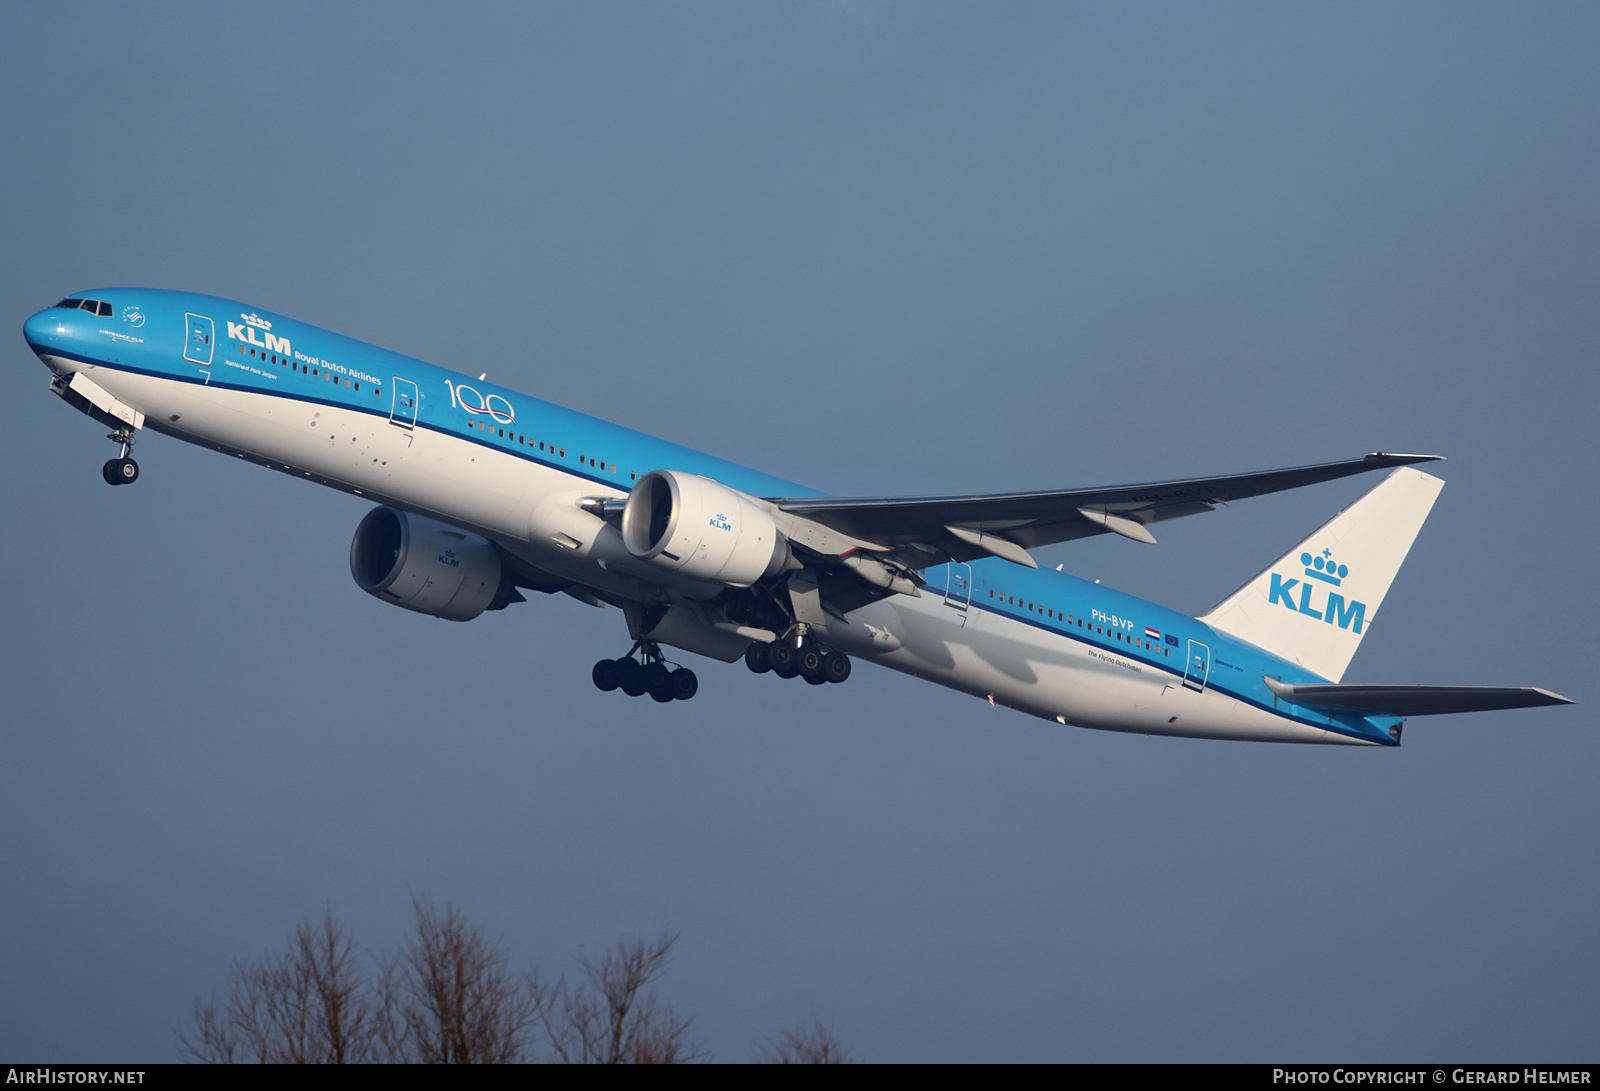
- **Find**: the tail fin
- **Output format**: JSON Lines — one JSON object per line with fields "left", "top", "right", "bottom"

{"left": 1198, "top": 467, "right": 1444, "bottom": 682}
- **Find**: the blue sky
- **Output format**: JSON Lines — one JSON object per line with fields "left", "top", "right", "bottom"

{"left": 1, "top": 2, "right": 1595, "bottom": 1061}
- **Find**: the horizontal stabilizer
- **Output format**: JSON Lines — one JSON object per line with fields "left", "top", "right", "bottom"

{"left": 1263, "top": 678, "right": 1573, "bottom": 716}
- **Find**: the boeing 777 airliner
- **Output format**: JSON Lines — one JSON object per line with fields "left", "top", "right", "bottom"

{"left": 22, "top": 289, "right": 1571, "bottom": 745}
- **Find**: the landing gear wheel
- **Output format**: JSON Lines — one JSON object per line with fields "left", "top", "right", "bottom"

{"left": 102, "top": 427, "right": 139, "bottom": 485}
{"left": 103, "top": 458, "right": 138, "bottom": 486}
{"left": 798, "top": 645, "right": 825, "bottom": 680}
{"left": 592, "top": 659, "right": 621, "bottom": 692}
{"left": 642, "top": 661, "right": 670, "bottom": 694}
{"left": 744, "top": 642, "right": 772, "bottom": 674}
{"left": 669, "top": 668, "right": 698, "bottom": 701}
{"left": 823, "top": 651, "right": 852, "bottom": 684}
{"left": 769, "top": 641, "right": 798, "bottom": 677}
{"left": 617, "top": 658, "right": 647, "bottom": 697}
{"left": 804, "top": 671, "right": 828, "bottom": 685}
{"left": 649, "top": 682, "right": 675, "bottom": 703}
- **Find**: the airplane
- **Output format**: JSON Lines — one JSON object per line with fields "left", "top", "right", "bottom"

{"left": 22, "top": 289, "right": 1572, "bottom": 747}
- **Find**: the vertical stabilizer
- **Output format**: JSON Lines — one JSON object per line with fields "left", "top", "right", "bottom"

{"left": 1198, "top": 467, "right": 1444, "bottom": 682}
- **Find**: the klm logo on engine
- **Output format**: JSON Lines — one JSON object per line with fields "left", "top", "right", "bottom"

{"left": 1267, "top": 549, "right": 1366, "bottom": 632}
{"left": 709, "top": 513, "right": 732, "bottom": 532}
{"left": 227, "top": 312, "right": 291, "bottom": 356}
{"left": 438, "top": 550, "right": 460, "bottom": 568}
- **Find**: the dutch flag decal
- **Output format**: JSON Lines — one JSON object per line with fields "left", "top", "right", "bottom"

{"left": 1145, "top": 627, "right": 1161, "bottom": 640}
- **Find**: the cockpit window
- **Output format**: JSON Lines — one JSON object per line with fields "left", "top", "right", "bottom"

{"left": 55, "top": 298, "right": 111, "bottom": 316}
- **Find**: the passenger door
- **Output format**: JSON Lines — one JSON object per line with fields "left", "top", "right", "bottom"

{"left": 389, "top": 377, "right": 419, "bottom": 429}
{"left": 945, "top": 562, "right": 972, "bottom": 622}
{"left": 183, "top": 313, "right": 214, "bottom": 372}
{"left": 1183, "top": 639, "right": 1211, "bottom": 692}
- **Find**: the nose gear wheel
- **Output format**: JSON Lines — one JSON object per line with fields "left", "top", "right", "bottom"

{"left": 101, "top": 426, "right": 139, "bottom": 486}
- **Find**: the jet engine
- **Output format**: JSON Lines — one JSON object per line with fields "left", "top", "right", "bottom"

{"left": 620, "top": 471, "right": 791, "bottom": 587}
{"left": 349, "top": 506, "right": 506, "bottom": 621}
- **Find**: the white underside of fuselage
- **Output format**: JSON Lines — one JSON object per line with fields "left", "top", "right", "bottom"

{"left": 52, "top": 358, "right": 1369, "bottom": 746}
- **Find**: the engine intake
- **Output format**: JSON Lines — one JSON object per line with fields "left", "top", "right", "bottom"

{"left": 621, "top": 471, "right": 789, "bottom": 587}
{"left": 350, "top": 506, "right": 505, "bottom": 621}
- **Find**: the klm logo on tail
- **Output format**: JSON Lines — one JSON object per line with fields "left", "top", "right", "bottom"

{"left": 1267, "top": 549, "right": 1366, "bottom": 632}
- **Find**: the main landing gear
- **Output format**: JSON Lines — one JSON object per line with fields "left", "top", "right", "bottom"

{"left": 592, "top": 641, "right": 699, "bottom": 703}
{"left": 101, "top": 426, "right": 139, "bottom": 486}
{"left": 744, "top": 630, "right": 851, "bottom": 687}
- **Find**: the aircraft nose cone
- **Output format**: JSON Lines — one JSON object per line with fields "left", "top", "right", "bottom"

{"left": 23, "top": 307, "right": 65, "bottom": 358}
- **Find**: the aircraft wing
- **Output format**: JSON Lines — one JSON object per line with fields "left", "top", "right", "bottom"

{"left": 772, "top": 452, "right": 1442, "bottom": 567}
{"left": 1262, "top": 679, "right": 1574, "bottom": 716}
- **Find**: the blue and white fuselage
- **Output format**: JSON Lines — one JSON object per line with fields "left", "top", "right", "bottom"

{"left": 24, "top": 289, "right": 1569, "bottom": 747}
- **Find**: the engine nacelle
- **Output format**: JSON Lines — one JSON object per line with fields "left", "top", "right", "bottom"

{"left": 349, "top": 506, "right": 504, "bottom": 621}
{"left": 620, "top": 471, "right": 789, "bottom": 587}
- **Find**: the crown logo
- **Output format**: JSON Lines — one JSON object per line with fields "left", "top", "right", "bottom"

{"left": 1301, "top": 548, "right": 1348, "bottom": 587}
{"left": 241, "top": 313, "right": 273, "bottom": 331}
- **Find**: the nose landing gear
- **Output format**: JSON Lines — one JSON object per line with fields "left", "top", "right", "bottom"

{"left": 101, "top": 426, "right": 139, "bottom": 486}
{"left": 592, "top": 640, "right": 698, "bottom": 703}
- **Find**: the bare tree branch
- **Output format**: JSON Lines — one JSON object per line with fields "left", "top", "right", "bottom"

{"left": 181, "top": 905, "right": 834, "bottom": 1064}
{"left": 179, "top": 910, "right": 380, "bottom": 1063}
{"left": 389, "top": 897, "right": 539, "bottom": 1064}
{"left": 537, "top": 931, "right": 704, "bottom": 1063}
{"left": 759, "top": 1016, "right": 857, "bottom": 1063}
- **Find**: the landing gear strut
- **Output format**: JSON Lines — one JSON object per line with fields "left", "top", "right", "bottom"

{"left": 592, "top": 640, "right": 698, "bottom": 702}
{"left": 101, "top": 426, "right": 139, "bottom": 486}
